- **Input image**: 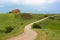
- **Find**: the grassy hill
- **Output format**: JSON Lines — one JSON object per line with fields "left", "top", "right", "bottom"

{"left": 33, "top": 15, "right": 60, "bottom": 40}
{"left": 0, "top": 13, "right": 46, "bottom": 40}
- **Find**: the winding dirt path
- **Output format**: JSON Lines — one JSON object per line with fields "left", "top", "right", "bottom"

{"left": 7, "top": 17, "right": 48, "bottom": 40}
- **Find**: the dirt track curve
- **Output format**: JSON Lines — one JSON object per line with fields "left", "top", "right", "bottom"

{"left": 7, "top": 17, "right": 48, "bottom": 40}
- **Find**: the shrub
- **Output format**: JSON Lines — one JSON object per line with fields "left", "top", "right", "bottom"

{"left": 58, "top": 19, "right": 60, "bottom": 20}
{"left": 5, "top": 26, "right": 14, "bottom": 33}
{"left": 49, "top": 17, "right": 54, "bottom": 19}
{"left": 21, "top": 13, "right": 32, "bottom": 19}
{"left": 44, "top": 15, "right": 48, "bottom": 17}
{"left": 32, "top": 23, "right": 41, "bottom": 29}
{"left": 9, "top": 11, "right": 12, "bottom": 13}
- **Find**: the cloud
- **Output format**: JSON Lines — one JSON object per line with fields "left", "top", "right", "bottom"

{"left": 8, "top": 0, "right": 56, "bottom": 5}
{"left": 9, "top": 0, "right": 22, "bottom": 4}
{"left": 0, "top": 0, "right": 60, "bottom": 5}
{"left": 0, "top": 0, "right": 21, "bottom": 4}
{"left": 47, "top": 0, "right": 57, "bottom": 3}
{"left": 23, "top": 0, "right": 46, "bottom": 5}
{"left": 24, "top": 0, "right": 59, "bottom": 5}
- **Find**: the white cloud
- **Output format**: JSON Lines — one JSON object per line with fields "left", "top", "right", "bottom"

{"left": 9, "top": 0, "right": 22, "bottom": 4}
{"left": 23, "top": 0, "right": 59, "bottom": 5}
{"left": 10, "top": 0, "right": 19, "bottom": 3}
{"left": 23, "top": 0, "right": 46, "bottom": 5}
{"left": 0, "top": 0, "right": 22, "bottom": 4}
{"left": 0, "top": 0, "right": 60, "bottom": 5}
{"left": 47, "top": 0, "right": 57, "bottom": 3}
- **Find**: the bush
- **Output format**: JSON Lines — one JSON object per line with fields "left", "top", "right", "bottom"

{"left": 44, "top": 15, "right": 48, "bottom": 17}
{"left": 9, "top": 11, "right": 12, "bottom": 13}
{"left": 49, "top": 17, "right": 54, "bottom": 19}
{"left": 58, "top": 19, "right": 60, "bottom": 20}
{"left": 32, "top": 23, "right": 41, "bottom": 29}
{"left": 21, "top": 13, "right": 32, "bottom": 19}
{"left": 5, "top": 26, "right": 14, "bottom": 33}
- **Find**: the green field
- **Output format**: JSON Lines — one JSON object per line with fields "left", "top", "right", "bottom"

{"left": 0, "top": 13, "right": 46, "bottom": 40}
{"left": 33, "top": 15, "right": 60, "bottom": 40}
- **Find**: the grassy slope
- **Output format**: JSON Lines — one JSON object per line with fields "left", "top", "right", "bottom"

{"left": 34, "top": 15, "right": 60, "bottom": 40}
{"left": 0, "top": 14, "right": 15, "bottom": 40}
{"left": 0, "top": 13, "right": 45, "bottom": 40}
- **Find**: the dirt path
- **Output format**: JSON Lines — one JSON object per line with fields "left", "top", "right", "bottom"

{"left": 7, "top": 17, "right": 48, "bottom": 40}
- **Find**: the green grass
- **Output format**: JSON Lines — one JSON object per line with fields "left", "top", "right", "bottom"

{"left": 33, "top": 15, "right": 60, "bottom": 40}
{"left": 0, "top": 13, "right": 46, "bottom": 40}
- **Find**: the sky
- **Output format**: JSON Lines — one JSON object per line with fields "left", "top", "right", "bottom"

{"left": 0, "top": 0, "right": 60, "bottom": 13}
